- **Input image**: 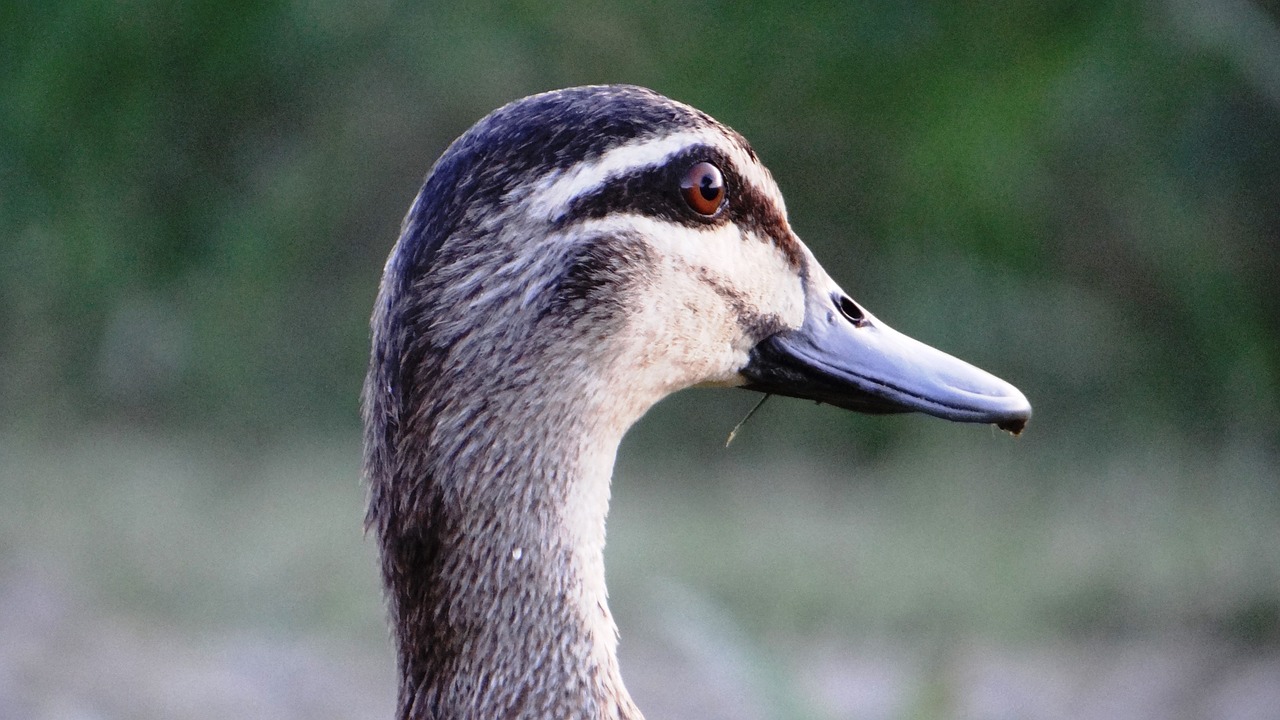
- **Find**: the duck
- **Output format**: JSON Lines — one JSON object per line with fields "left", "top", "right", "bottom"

{"left": 362, "top": 84, "right": 1031, "bottom": 720}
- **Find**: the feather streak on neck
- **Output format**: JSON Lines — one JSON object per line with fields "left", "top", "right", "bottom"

{"left": 385, "top": 377, "right": 643, "bottom": 720}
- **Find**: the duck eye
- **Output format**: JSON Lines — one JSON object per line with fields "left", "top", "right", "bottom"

{"left": 680, "top": 161, "right": 725, "bottom": 216}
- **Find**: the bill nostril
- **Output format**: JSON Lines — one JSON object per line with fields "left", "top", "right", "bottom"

{"left": 835, "top": 294, "right": 867, "bottom": 326}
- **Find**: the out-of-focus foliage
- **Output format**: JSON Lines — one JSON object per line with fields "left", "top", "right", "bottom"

{"left": 2, "top": 0, "right": 1277, "bottom": 449}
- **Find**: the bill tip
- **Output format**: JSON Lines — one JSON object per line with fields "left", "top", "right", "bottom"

{"left": 997, "top": 416, "right": 1028, "bottom": 436}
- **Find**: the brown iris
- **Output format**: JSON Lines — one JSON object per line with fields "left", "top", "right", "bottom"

{"left": 680, "top": 161, "right": 725, "bottom": 216}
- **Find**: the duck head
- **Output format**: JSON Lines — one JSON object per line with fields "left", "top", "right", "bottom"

{"left": 373, "top": 85, "right": 1029, "bottom": 434}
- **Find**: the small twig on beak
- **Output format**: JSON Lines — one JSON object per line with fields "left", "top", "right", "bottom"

{"left": 725, "top": 394, "right": 772, "bottom": 448}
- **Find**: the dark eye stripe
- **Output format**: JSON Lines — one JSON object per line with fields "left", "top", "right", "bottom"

{"left": 557, "top": 147, "right": 804, "bottom": 270}
{"left": 558, "top": 147, "right": 728, "bottom": 229}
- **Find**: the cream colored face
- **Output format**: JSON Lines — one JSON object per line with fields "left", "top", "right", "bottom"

{"left": 511, "top": 110, "right": 1030, "bottom": 436}
{"left": 524, "top": 124, "right": 814, "bottom": 406}
{"left": 586, "top": 212, "right": 807, "bottom": 393}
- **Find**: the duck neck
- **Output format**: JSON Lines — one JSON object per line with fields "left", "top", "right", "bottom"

{"left": 375, "top": 390, "right": 643, "bottom": 720}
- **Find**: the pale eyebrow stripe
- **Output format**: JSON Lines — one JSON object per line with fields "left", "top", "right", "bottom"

{"left": 525, "top": 128, "right": 785, "bottom": 222}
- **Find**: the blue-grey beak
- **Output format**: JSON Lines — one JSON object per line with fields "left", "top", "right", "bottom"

{"left": 741, "top": 287, "right": 1032, "bottom": 434}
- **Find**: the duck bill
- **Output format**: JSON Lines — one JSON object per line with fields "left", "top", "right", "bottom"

{"left": 740, "top": 290, "right": 1032, "bottom": 434}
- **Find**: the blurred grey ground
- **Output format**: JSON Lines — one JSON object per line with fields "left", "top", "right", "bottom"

{"left": 2, "top": 423, "right": 1276, "bottom": 720}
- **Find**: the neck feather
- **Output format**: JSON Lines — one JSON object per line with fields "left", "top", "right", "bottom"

{"left": 369, "top": 376, "right": 644, "bottom": 720}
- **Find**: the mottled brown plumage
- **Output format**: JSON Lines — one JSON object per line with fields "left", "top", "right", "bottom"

{"left": 363, "top": 85, "right": 1030, "bottom": 720}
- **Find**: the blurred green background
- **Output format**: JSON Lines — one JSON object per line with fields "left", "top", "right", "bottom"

{"left": 2, "top": 1, "right": 1278, "bottom": 718}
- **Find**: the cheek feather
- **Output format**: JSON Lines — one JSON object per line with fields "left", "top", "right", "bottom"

{"left": 571, "top": 214, "right": 807, "bottom": 391}
{"left": 648, "top": 217, "right": 806, "bottom": 334}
